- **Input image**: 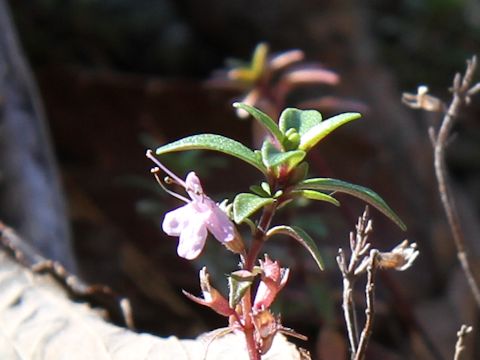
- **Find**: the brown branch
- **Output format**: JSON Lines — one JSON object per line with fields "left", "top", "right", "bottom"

{"left": 354, "top": 250, "right": 378, "bottom": 360}
{"left": 402, "top": 56, "right": 480, "bottom": 307}
{"left": 338, "top": 249, "right": 359, "bottom": 355}
{"left": 337, "top": 207, "right": 372, "bottom": 358}
{"left": 453, "top": 325, "right": 473, "bottom": 360}
{"left": 432, "top": 57, "right": 480, "bottom": 307}
{"left": 338, "top": 208, "right": 419, "bottom": 360}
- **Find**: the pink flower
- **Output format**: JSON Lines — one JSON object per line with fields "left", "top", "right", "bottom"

{"left": 253, "top": 255, "right": 290, "bottom": 310}
{"left": 162, "top": 172, "right": 236, "bottom": 259}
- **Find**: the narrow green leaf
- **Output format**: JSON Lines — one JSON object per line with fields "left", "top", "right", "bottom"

{"left": 233, "top": 103, "right": 284, "bottom": 143}
{"left": 155, "top": 134, "right": 267, "bottom": 174}
{"left": 249, "top": 185, "right": 270, "bottom": 197}
{"left": 292, "top": 190, "right": 340, "bottom": 206}
{"left": 228, "top": 270, "right": 255, "bottom": 308}
{"left": 251, "top": 42, "right": 269, "bottom": 78}
{"left": 297, "top": 178, "right": 406, "bottom": 230}
{"left": 279, "top": 108, "right": 323, "bottom": 136}
{"left": 299, "top": 112, "right": 361, "bottom": 151}
{"left": 266, "top": 225, "right": 324, "bottom": 270}
{"left": 261, "top": 141, "right": 306, "bottom": 169}
{"left": 233, "top": 193, "right": 275, "bottom": 224}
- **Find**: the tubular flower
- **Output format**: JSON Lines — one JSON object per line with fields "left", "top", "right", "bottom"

{"left": 162, "top": 172, "right": 236, "bottom": 259}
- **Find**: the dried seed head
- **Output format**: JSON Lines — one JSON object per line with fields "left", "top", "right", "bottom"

{"left": 355, "top": 240, "right": 419, "bottom": 275}
{"left": 183, "top": 267, "right": 234, "bottom": 317}
{"left": 378, "top": 240, "right": 419, "bottom": 271}
{"left": 402, "top": 86, "right": 444, "bottom": 112}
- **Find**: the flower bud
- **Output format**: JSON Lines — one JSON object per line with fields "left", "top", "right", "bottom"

{"left": 283, "top": 128, "right": 301, "bottom": 150}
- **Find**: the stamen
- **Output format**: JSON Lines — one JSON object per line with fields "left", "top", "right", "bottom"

{"left": 146, "top": 150, "right": 187, "bottom": 187}
{"left": 150, "top": 167, "right": 190, "bottom": 203}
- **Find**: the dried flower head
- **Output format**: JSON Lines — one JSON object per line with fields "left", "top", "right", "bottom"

{"left": 355, "top": 239, "right": 419, "bottom": 275}
{"left": 377, "top": 240, "right": 419, "bottom": 271}
{"left": 402, "top": 85, "right": 444, "bottom": 112}
{"left": 183, "top": 267, "right": 234, "bottom": 317}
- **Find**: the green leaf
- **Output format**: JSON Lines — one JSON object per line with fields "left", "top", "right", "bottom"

{"left": 233, "top": 193, "right": 275, "bottom": 224}
{"left": 233, "top": 103, "right": 284, "bottom": 143}
{"left": 279, "top": 108, "right": 323, "bottom": 136}
{"left": 229, "top": 43, "right": 269, "bottom": 83}
{"left": 261, "top": 141, "right": 306, "bottom": 169}
{"left": 299, "top": 112, "right": 361, "bottom": 151}
{"left": 228, "top": 270, "right": 255, "bottom": 308}
{"left": 297, "top": 178, "right": 407, "bottom": 230}
{"left": 251, "top": 42, "right": 269, "bottom": 78}
{"left": 266, "top": 225, "right": 324, "bottom": 270}
{"left": 288, "top": 162, "right": 309, "bottom": 185}
{"left": 249, "top": 185, "right": 270, "bottom": 197}
{"left": 155, "top": 134, "right": 267, "bottom": 174}
{"left": 292, "top": 190, "right": 340, "bottom": 206}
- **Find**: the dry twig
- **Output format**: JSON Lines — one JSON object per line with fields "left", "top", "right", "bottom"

{"left": 337, "top": 207, "right": 373, "bottom": 356}
{"left": 403, "top": 56, "right": 480, "bottom": 307}
{"left": 453, "top": 325, "right": 473, "bottom": 360}
{"left": 354, "top": 250, "right": 378, "bottom": 360}
{"left": 338, "top": 208, "right": 419, "bottom": 360}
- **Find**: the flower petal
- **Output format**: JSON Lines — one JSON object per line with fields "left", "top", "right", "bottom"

{"left": 162, "top": 204, "right": 194, "bottom": 236}
{"left": 185, "top": 172, "right": 203, "bottom": 202}
{"left": 177, "top": 216, "right": 208, "bottom": 259}
{"left": 205, "top": 201, "right": 235, "bottom": 243}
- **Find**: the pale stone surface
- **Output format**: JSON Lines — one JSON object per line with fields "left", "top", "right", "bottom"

{"left": 0, "top": 251, "right": 300, "bottom": 360}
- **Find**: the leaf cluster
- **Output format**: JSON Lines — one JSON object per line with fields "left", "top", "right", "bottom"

{"left": 155, "top": 103, "right": 406, "bottom": 270}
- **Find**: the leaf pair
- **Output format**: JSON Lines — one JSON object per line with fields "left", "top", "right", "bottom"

{"left": 234, "top": 102, "right": 361, "bottom": 152}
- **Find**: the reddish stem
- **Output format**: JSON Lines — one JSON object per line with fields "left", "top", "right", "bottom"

{"left": 242, "top": 202, "right": 278, "bottom": 359}
{"left": 242, "top": 287, "right": 261, "bottom": 360}
{"left": 245, "top": 203, "right": 277, "bottom": 270}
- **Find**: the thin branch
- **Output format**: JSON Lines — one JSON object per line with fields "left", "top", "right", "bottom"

{"left": 432, "top": 56, "right": 480, "bottom": 307}
{"left": 453, "top": 325, "right": 473, "bottom": 360}
{"left": 338, "top": 208, "right": 419, "bottom": 360}
{"left": 354, "top": 250, "right": 379, "bottom": 360}
{"left": 336, "top": 207, "right": 372, "bottom": 357}
{"left": 338, "top": 250, "right": 359, "bottom": 355}
{"left": 403, "top": 57, "right": 480, "bottom": 307}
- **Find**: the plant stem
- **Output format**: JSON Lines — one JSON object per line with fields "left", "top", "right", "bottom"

{"left": 341, "top": 276, "right": 358, "bottom": 356}
{"left": 245, "top": 203, "right": 277, "bottom": 271}
{"left": 242, "top": 287, "right": 261, "bottom": 360}
{"left": 432, "top": 57, "right": 480, "bottom": 308}
{"left": 354, "top": 250, "right": 378, "bottom": 360}
{"left": 242, "top": 202, "right": 278, "bottom": 359}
